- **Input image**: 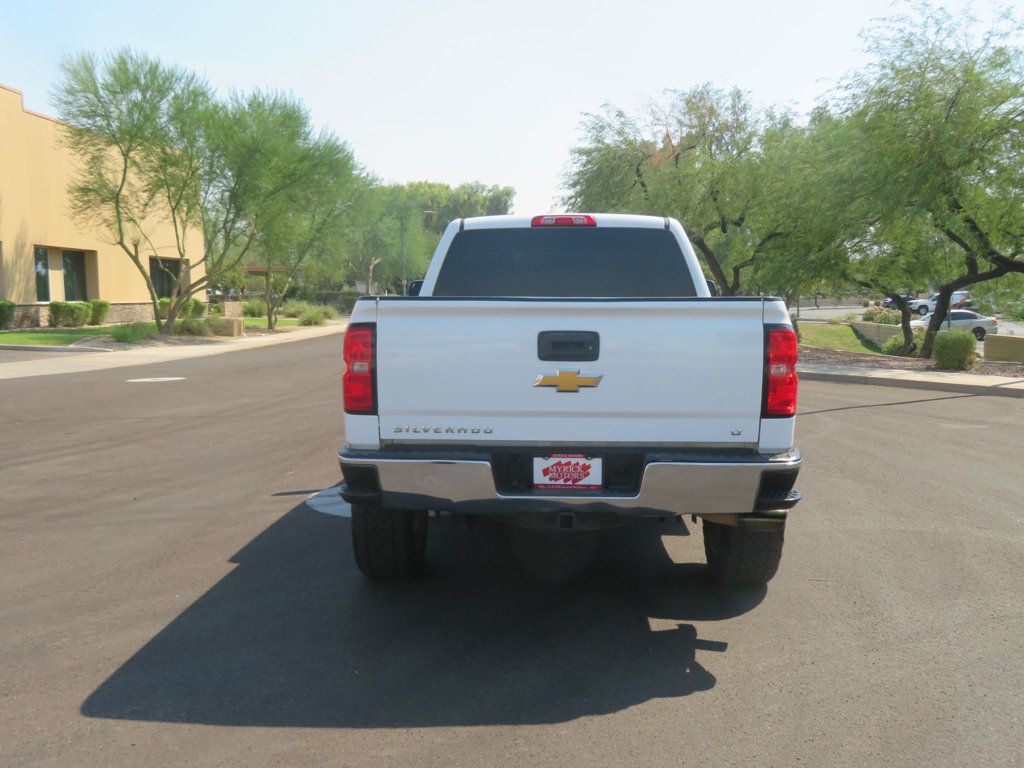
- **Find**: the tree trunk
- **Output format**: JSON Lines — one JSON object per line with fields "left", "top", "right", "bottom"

{"left": 691, "top": 238, "right": 733, "bottom": 295}
{"left": 160, "top": 304, "right": 179, "bottom": 335}
{"left": 920, "top": 286, "right": 954, "bottom": 358}
{"left": 265, "top": 273, "right": 275, "bottom": 330}
{"left": 889, "top": 294, "right": 915, "bottom": 355}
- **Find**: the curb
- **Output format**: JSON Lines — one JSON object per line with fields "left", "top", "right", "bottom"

{"left": 799, "top": 369, "right": 1024, "bottom": 398}
{"left": 0, "top": 344, "right": 112, "bottom": 353}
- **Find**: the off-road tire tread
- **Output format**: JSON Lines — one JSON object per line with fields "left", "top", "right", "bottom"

{"left": 703, "top": 520, "right": 785, "bottom": 585}
{"left": 351, "top": 505, "right": 426, "bottom": 579}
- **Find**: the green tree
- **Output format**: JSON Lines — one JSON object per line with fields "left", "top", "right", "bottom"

{"left": 54, "top": 49, "right": 212, "bottom": 333}
{"left": 245, "top": 112, "right": 358, "bottom": 328}
{"left": 564, "top": 85, "right": 798, "bottom": 295}
{"left": 835, "top": 3, "right": 1024, "bottom": 357}
{"left": 56, "top": 51, "right": 351, "bottom": 334}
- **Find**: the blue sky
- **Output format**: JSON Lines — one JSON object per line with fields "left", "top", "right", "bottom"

{"left": 1, "top": 0, "right": 980, "bottom": 214}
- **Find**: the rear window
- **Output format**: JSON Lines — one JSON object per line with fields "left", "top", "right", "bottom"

{"left": 432, "top": 227, "right": 697, "bottom": 297}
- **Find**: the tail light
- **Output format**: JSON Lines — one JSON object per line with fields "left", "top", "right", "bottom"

{"left": 531, "top": 214, "right": 596, "bottom": 227}
{"left": 763, "top": 326, "right": 798, "bottom": 417}
{"left": 343, "top": 323, "right": 376, "bottom": 414}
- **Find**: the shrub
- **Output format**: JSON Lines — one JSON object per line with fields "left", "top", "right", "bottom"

{"left": 0, "top": 299, "right": 15, "bottom": 329}
{"left": 862, "top": 299, "right": 870, "bottom": 307}
{"left": 88, "top": 300, "right": 110, "bottom": 326}
{"left": 110, "top": 322, "right": 157, "bottom": 343}
{"left": 47, "top": 301, "right": 67, "bottom": 327}
{"left": 242, "top": 300, "right": 266, "bottom": 317}
{"left": 932, "top": 330, "right": 977, "bottom": 370}
{"left": 49, "top": 301, "right": 90, "bottom": 327}
{"left": 158, "top": 296, "right": 205, "bottom": 319}
{"left": 281, "top": 299, "right": 314, "bottom": 318}
{"left": 863, "top": 306, "right": 901, "bottom": 325}
{"left": 176, "top": 317, "right": 212, "bottom": 336}
{"left": 827, "top": 316, "right": 845, "bottom": 325}
{"left": 881, "top": 327, "right": 926, "bottom": 357}
{"left": 298, "top": 306, "right": 331, "bottom": 326}
{"left": 1004, "top": 302, "right": 1024, "bottom": 321}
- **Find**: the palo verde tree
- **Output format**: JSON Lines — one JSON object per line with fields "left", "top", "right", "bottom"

{"left": 243, "top": 105, "right": 358, "bottom": 328}
{"left": 836, "top": 3, "right": 1024, "bottom": 357}
{"left": 761, "top": 109, "right": 946, "bottom": 353}
{"left": 57, "top": 50, "right": 353, "bottom": 334}
{"left": 563, "top": 85, "right": 800, "bottom": 295}
{"left": 54, "top": 49, "right": 212, "bottom": 333}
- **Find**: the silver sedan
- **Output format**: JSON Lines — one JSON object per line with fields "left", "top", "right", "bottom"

{"left": 911, "top": 310, "right": 999, "bottom": 340}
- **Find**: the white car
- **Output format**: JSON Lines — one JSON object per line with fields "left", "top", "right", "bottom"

{"left": 911, "top": 310, "right": 998, "bottom": 340}
{"left": 908, "top": 291, "right": 972, "bottom": 316}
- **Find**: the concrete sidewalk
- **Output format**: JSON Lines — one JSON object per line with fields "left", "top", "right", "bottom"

{"left": 0, "top": 322, "right": 346, "bottom": 380}
{"left": 799, "top": 362, "right": 1024, "bottom": 398}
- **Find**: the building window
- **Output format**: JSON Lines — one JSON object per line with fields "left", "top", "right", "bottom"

{"left": 35, "top": 246, "right": 50, "bottom": 302}
{"left": 149, "top": 258, "right": 181, "bottom": 298}
{"left": 62, "top": 250, "right": 88, "bottom": 302}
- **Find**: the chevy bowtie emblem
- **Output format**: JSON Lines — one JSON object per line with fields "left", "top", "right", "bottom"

{"left": 532, "top": 370, "right": 603, "bottom": 393}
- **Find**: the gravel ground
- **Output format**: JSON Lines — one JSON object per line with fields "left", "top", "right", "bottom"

{"left": 800, "top": 345, "right": 1024, "bottom": 378}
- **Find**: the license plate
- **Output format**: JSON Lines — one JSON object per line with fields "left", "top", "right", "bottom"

{"left": 533, "top": 454, "right": 603, "bottom": 490}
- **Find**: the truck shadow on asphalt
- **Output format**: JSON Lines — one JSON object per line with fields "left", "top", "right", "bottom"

{"left": 82, "top": 503, "right": 764, "bottom": 728}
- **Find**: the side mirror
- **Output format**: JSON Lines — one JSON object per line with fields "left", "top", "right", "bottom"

{"left": 407, "top": 279, "right": 424, "bottom": 297}
{"left": 706, "top": 279, "right": 719, "bottom": 297}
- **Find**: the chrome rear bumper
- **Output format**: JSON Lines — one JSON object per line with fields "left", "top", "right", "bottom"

{"left": 338, "top": 447, "right": 801, "bottom": 518}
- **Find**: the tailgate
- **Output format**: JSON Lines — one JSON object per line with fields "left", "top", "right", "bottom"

{"left": 375, "top": 299, "right": 766, "bottom": 446}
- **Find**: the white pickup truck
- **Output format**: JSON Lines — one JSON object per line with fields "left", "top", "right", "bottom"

{"left": 339, "top": 214, "right": 801, "bottom": 585}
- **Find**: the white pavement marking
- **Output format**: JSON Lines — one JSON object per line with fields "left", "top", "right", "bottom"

{"left": 126, "top": 377, "right": 185, "bottom": 383}
{"left": 305, "top": 486, "right": 351, "bottom": 518}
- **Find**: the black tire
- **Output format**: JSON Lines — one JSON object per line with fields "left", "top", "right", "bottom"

{"left": 972, "top": 327, "right": 985, "bottom": 341}
{"left": 351, "top": 505, "right": 428, "bottom": 579}
{"left": 916, "top": 306, "right": 929, "bottom": 316}
{"left": 703, "top": 519, "right": 784, "bottom": 585}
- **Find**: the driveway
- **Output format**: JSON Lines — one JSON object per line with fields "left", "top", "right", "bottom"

{"left": 1, "top": 336, "right": 1021, "bottom": 767}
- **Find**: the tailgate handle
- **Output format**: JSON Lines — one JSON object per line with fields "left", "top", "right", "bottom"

{"left": 537, "top": 331, "right": 600, "bottom": 362}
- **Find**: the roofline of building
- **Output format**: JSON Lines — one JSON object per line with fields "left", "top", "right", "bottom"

{"left": 0, "top": 82, "right": 70, "bottom": 128}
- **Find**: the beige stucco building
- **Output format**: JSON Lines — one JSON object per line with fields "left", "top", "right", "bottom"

{"left": 0, "top": 83, "right": 205, "bottom": 326}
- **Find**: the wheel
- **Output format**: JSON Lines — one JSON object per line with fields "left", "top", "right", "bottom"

{"left": 972, "top": 327, "right": 985, "bottom": 341}
{"left": 702, "top": 519, "right": 784, "bottom": 585}
{"left": 916, "top": 306, "right": 929, "bottom": 316}
{"left": 351, "top": 505, "right": 428, "bottom": 579}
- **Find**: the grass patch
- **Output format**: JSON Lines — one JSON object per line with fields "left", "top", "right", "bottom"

{"left": 0, "top": 327, "right": 115, "bottom": 346}
{"left": 799, "top": 323, "right": 880, "bottom": 354}
{"left": 111, "top": 322, "right": 159, "bottom": 343}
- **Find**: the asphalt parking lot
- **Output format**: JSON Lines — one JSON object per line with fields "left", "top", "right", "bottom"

{"left": 1, "top": 337, "right": 1022, "bottom": 767}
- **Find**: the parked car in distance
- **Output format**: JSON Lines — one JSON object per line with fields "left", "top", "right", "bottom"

{"left": 911, "top": 310, "right": 998, "bottom": 340}
{"left": 881, "top": 294, "right": 916, "bottom": 309}
{"left": 908, "top": 291, "right": 972, "bottom": 316}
